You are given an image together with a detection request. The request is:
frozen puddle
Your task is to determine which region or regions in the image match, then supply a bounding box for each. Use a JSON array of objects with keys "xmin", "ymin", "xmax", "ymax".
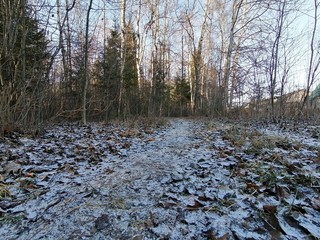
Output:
[{"xmin": 0, "ymin": 119, "xmax": 319, "ymax": 239}]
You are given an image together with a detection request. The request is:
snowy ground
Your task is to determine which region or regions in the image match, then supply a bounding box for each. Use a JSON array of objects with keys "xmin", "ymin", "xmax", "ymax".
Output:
[{"xmin": 0, "ymin": 118, "xmax": 319, "ymax": 239}]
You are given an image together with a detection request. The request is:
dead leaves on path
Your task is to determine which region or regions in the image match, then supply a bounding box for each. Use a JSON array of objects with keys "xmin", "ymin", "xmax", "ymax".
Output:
[
  {"xmin": 0, "ymin": 119, "xmax": 319, "ymax": 239},
  {"xmin": 0, "ymin": 122, "xmax": 162, "ymax": 227},
  {"xmin": 151, "ymin": 120, "xmax": 320, "ymax": 239}
]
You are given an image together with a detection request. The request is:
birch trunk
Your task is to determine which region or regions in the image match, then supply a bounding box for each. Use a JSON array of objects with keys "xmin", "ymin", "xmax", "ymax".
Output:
[{"xmin": 223, "ymin": 0, "xmax": 243, "ymax": 112}]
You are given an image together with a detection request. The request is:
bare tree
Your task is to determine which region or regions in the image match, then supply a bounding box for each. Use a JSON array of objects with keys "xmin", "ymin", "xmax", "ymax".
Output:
[
  {"xmin": 118, "ymin": 0, "xmax": 127, "ymax": 118},
  {"xmin": 268, "ymin": 1, "xmax": 287, "ymax": 119},
  {"xmin": 134, "ymin": 0, "xmax": 144, "ymax": 92},
  {"xmin": 182, "ymin": 0, "xmax": 210, "ymax": 114},
  {"xmin": 300, "ymin": 0, "xmax": 320, "ymax": 114},
  {"xmin": 82, "ymin": 0, "xmax": 93, "ymax": 124},
  {"xmin": 221, "ymin": 0, "xmax": 245, "ymax": 112}
]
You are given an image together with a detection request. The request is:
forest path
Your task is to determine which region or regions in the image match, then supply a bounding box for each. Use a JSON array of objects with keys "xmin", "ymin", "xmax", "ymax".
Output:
[
  {"xmin": 106, "ymin": 118, "xmax": 199, "ymax": 191},
  {"xmin": 1, "ymin": 118, "xmax": 320, "ymax": 240},
  {"xmin": 2, "ymin": 118, "xmax": 218, "ymax": 240}
]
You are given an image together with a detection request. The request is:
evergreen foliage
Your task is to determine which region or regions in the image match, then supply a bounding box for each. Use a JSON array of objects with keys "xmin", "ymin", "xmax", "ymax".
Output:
[
  {"xmin": 310, "ymin": 83, "xmax": 320, "ymax": 99},
  {"xmin": 93, "ymin": 22, "xmax": 139, "ymax": 119},
  {"xmin": 0, "ymin": 1, "xmax": 50, "ymax": 128},
  {"xmin": 0, "ymin": 2, "xmax": 49, "ymax": 91}
]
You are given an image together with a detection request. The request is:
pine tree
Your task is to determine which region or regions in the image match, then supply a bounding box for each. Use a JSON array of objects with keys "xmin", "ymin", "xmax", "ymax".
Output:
[
  {"xmin": 0, "ymin": 1, "xmax": 49, "ymax": 92},
  {"xmin": 93, "ymin": 25, "xmax": 121, "ymax": 119},
  {"xmin": 310, "ymin": 84, "xmax": 320, "ymax": 99},
  {"xmin": 93, "ymin": 22, "xmax": 139, "ymax": 119},
  {"xmin": 0, "ymin": 0, "xmax": 50, "ymax": 127}
]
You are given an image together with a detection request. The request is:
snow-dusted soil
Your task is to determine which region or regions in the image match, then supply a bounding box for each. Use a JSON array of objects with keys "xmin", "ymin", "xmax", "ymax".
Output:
[{"xmin": 0, "ymin": 118, "xmax": 319, "ymax": 239}]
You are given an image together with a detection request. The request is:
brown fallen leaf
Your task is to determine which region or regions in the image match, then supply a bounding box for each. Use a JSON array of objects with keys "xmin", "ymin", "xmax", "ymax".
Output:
[
  {"xmin": 122, "ymin": 142, "xmax": 131, "ymax": 148},
  {"xmin": 206, "ymin": 229, "xmax": 229, "ymax": 240},
  {"xmin": 219, "ymin": 152, "xmax": 228, "ymax": 158},
  {"xmin": 275, "ymin": 184, "xmax": 289, "ymax": 199},
  {"xmin": 146, "ymin": 137, "xmax": 156, "ymax": 142},
  {"xmin": 4, "ymin": 162, "xmax": 22, "ymax": 176},
  {"xmin": 285, "ymin": 163, "xmax": 300, "ymax": 174},
  {"xmin": 206, "ymin": 228, "xmax": 215, "ymax": 240},
  {"xmin": 216, "ymin": 233, "xmax": 229, "ymax": 240},
  {"xmin": 186, "ymin": 200, "xmax": 205, "ymax": 210},
  {"xmin": 314, "ymin": 151, "xmax": 320, "ymax": 163},
  {"xmin": 144, "ymin": 129, "xmax": 154, "ymax": 134},
  {"xmin": 198, "ymin": 195, "xmax": 214, "ymax": 202},
  {"xmin": 194, "ymin": 144, "xmax": 200, "ymax": 149},
  {"xmin": 263, "ymin": 205, "xmax": 277, "ymax": 214},
  {"xmin": 246, "ymin": 182, "xmax": 260, "ymax": 190},
  {"xmin": 19, "ymin": 178, "xmax": 38, "ymax": 189},
  {"xmin": 311, "ymin": 197, "xmax": 320, "ymax": 210},
  {"xmin": 25, "ymin": 172, "xmax": 36, "ymax": 178},
  {"xmin": 105, "ymin": 168, "xmax": 115, "ymax": 174},
  {"xmin": 120, "ymin": 130, "xmax": 138, "ymax": 138}
]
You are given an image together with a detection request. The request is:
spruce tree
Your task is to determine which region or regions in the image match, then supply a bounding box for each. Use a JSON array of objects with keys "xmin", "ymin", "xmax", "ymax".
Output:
[
  {"xmin": 93, "ymin": 25, "xmax": 121, "ymax": 119},
  {"xmin": 93, "ymin": 22, "xmax": 139, "ymax": 119},
  {"xmin": 0, "ymin": 1, "xmax": 49, "ymax": 92},
  {"xmin": 0, "ymin": 0, "xmax": 50, "ymax": 126}
]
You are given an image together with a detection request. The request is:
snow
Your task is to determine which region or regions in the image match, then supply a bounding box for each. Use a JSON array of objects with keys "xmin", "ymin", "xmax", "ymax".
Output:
[{"xmin": 0, "ymin": 118, "xmax": 319, "ymax": 239}]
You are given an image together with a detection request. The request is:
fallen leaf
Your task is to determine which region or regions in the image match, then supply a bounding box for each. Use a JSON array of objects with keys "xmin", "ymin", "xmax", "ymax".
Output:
[
  {"xmin": 25, "ymin": 172, "xmax": 35, "ymax": 178},
  {"xmin": 4, "ymin": 162, "xmax": 22, "ymax": 176},
  {"xmin": 198, "ymin": 195, "xmax": 214, "ymax": 202},
  {"xmin": 105, "ymin": 168, "xmax": 115, "ymax": 174},
  {"xmin": 291, "ymin": 209, "xmax": 320, "ymax": 238},
  {"xmin": 275, "ymin": 184, "xmax": 289, "ymax": 199},
  {"xmin": 186, "ymin": 200, "xmax": 205, "ymax": 210},
  {"xmin": 19, "ymin": 178, "xmax": 38, "ymax": 189},
  {"xmin": 144, "ymin": 129, "xmax": 154, "ymax": 134},
  {"xmin": 206, "ymin": 228, "xmax": 215, "ymax": 240},
  {"xmin": 122, "ymin": 142, "xmax": 131, "ymax": 148},
  {"xmin": 216, "ymin": 233, "xmax": 229, "ymax": 240},
  {"xmin": 246, "ymin": 182, "xmax": 260, "ymax": 190},
  {"xmin": 276, "ymin": 208, "xmax": 307, "ymax": 239},
  {"xmin": 146, "ymin": 137, "xmax": 155, "ymax": 142},
  {"xmin": 88, "ymin": 144, "xmax": 95, "ymax": 152},
  {"xmin": 314, "ymin": 151, "xmax": 320, "ymax": 163},
  {"xmin": 95, "ymin": 214, "xmax": 110, "ymax": 231},
  {"xmin": 219, "ymin": 152, "xmax": 228, "ymax": 158},
  {"xmin": 311, "ymin": 197, "xmax": 320, "ymax": 210},
  {"xmin": 263, "ymin": 205, "xmax": 277, "ymax": 214}
]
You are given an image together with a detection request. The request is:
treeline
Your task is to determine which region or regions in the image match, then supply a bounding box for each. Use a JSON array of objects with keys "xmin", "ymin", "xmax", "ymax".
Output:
[{"xmin": 1, "ymin": 0, "xmax": 320, "ymax": 133}]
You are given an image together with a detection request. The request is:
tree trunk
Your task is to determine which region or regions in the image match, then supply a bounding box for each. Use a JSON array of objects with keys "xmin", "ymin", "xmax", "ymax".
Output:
[
  {"xmin": 118, "ymin": 0, "xmax": 126, "ymax": 118},
  {"xmin": 269, "ymin": 1, "xmax": 286, "ymax": 120},
  {"xmin": 135, "ymin": 0, "xmax": 143, "ymax": 92},
  {"xmin": 223, "ymin": 0, "xmax": 243, "ymax": 113},
  {"xmin": 82, "ymin": 0, "xmax": 93, "ymax": 124},
  {"xmin": 300, "ymin": 0, "xmax": 320, "ymax": 115}
]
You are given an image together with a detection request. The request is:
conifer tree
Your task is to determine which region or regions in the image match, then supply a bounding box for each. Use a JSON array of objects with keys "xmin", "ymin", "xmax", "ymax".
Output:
[{"xmin": 0, "ymin": 0, "xmax": 50, "ymax": 126}]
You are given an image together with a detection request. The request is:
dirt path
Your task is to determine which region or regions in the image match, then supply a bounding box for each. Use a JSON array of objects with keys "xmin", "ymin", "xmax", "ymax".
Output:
[
  {"xmin": 1, "ymin": 119, "xmax": 213, "ymax": 239},
  {"xmin": 1, "ymin": 118, "xmax": 319, "ymax": 239}
]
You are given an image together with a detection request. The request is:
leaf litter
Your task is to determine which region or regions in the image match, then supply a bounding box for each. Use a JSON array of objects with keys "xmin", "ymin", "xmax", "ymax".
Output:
[{"xmin": 0, "ymin": 118, "xmax": 319, "ymax": 239}]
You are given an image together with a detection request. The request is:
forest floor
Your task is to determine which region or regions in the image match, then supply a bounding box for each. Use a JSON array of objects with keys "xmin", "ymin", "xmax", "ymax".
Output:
[{"xmin": 0, "ymin": 118, "xmax": 319, "ymax": 240}]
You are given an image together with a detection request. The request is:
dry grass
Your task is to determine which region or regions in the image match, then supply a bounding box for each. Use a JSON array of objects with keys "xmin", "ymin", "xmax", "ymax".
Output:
[{"xmin": 0, "ymin": 183, "xmax": 10, "ymax": 199}]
